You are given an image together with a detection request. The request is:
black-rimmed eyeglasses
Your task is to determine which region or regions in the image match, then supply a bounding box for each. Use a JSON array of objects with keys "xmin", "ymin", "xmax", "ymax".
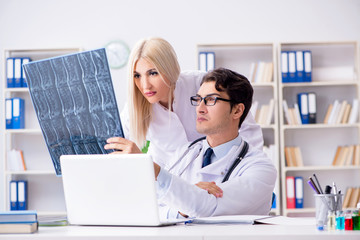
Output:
[{"xmin": 190, "ymin": 95, "xmax": 232, "ymax": 106}]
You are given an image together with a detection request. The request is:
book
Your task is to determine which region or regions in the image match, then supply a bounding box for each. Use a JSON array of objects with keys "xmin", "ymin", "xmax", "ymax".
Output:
[
  {"xmin": 342, "ymin": 187, "xmax": 353, "ymax": 208},
  {"xmin": 327, "ymin": 100, "xmax": 340, "ymax": 124},
  {"xmin": 332, "ymin": 146, "xmax": 342, "ymax": 166},
  {"xmin": 293, "ymin": 147, "xmax": 304, "ymax": 167},
  {"xmin": 293, "ymin": 103, "xmax": 302, "ymax": 125},
  {"xmin": 0, "ymin": 222, "xmax": 38, "ymax": 234},
  {"xmin": 348, "ymin": 99, "xmax": 359, "ymax": 124},
  {"xmin": 284, "ymin": 147, "xmax": 295, "ymax": 167},
  {"xmin": 265, "ymin": 99, "xmax": 274, "ymax": 125},
  {"xmin": 7, "ymin": 149, "xmax": 26, "ymax": 171},
  {"xmin": 354, "ymin": 145, "xmax": 360, "ymax": 166},
  {"xmin": 323, "ymin": 104, "xmax": 333, "ymax": 124},
  {"xmin": 0, "ymin": 210, "xmax": 37, "ymax": 223},
  {"xmin": 335, "ymin": 100, "xmax": 348, "ymax": 124},
  {"xmin": 282, "ymin": 100, "xmax": 291, "ymax": 124},
  {"xmin": 349, "ymin": 187, "xmax": 360, "ymax": 208},
  {"xmin": 341, "ymin": 103, "xmax": 351, "ymax": 124}
]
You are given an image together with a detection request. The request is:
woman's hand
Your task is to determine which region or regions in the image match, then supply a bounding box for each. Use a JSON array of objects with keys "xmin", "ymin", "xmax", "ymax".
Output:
[
  {"xmin": 195, "ymin": 181, "xmax": 223, "ymax": 198},
  {"xmin": 104, "ymin": 137, "xmax": 142, "ymax": 154}
]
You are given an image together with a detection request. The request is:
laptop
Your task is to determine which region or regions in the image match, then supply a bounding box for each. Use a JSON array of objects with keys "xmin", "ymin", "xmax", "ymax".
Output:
[{"xmin": 60, "ymin": 154, "xmax": 185, "ymax": 226}]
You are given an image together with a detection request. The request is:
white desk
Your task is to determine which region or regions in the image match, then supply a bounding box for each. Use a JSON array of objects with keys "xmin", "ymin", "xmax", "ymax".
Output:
[{"xmin": 1, "ymin": 224, "xmax": 360, "ymax": 240}]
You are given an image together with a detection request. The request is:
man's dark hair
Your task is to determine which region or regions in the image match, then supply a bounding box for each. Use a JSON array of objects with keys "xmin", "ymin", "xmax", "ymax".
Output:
[{"xmin": 201, "ymin": 68, "xmax": 253, "ymax": 128}]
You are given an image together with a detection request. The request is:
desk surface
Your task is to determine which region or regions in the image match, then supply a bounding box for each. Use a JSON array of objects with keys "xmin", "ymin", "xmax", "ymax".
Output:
[{"xmin": 1, "ymin": 224, "xmax": 360, "ymax": 240}]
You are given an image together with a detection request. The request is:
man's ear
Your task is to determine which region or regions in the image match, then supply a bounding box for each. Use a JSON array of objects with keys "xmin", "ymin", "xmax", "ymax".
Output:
[{"xmin": 232, "ymin": 103, "xmax": 244, "ymax": 120}]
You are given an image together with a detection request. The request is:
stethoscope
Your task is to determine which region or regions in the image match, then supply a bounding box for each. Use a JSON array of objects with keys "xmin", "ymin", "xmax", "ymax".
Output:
[{"xmin": 167, "ymin": 137, "xmax": 249, "ymax": 183}]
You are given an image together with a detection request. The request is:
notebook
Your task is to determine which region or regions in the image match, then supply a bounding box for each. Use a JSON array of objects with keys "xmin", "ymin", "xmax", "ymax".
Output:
[{"xmin": 60, "ymin": 154, "xmax": 185, "ymax": 226}]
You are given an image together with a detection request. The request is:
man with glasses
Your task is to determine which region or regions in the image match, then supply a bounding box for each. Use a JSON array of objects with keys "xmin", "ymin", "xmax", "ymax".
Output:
[{"xmin": 153, "ymin": 68, "xmax": 277, "ymax": 219}]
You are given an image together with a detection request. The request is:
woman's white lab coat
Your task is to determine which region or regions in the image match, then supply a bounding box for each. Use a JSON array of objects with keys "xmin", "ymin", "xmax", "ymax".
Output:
[
  {"xmin": 158, "ymin": 139, "xmax": 277, "ymax": 218},
  {"xmin": 121, "ymin": 71, "xmax": 264, "ymax": 167}
]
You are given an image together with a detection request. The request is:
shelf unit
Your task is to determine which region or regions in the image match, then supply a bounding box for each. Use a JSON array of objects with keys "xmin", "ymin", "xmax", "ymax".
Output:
[
  {"xmin": 2, "ymin": 48, "xmax": 81, "ymax": 216},
  {"xmin": 278, "ymin": 41, "xmax": 360, "ymax": 216},
  {"xmin": 197, "ymin": 43, "xmax": 280, "ymax": 215}
]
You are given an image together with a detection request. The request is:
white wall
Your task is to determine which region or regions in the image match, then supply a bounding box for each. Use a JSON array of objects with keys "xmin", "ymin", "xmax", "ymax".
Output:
[{"xmin": 0, "ymin": 0, "xmax": 359, "ymax": 210}]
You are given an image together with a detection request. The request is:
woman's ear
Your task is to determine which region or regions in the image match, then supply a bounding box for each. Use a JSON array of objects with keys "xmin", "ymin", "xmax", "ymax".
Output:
[{"xmin": 232, "ymin": 103, "xmax": 245, "ymax": 120}]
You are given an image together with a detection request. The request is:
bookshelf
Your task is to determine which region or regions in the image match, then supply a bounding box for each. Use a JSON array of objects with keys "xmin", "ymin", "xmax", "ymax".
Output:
[
  {"xmin": 278, "ymin": 41, "xmax": 360, "ymax": 216},
  {"xmin": 197, "ymin": 43, "xmax": 280, "ymax": 215},
  {"xmin": 2, "ymin": 48, "xmax": 81, "ymax": 216}
]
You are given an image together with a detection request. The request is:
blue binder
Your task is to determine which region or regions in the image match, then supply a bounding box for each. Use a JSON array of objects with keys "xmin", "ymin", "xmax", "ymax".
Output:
[
  {"xmin": 6, "ymin": 58, "xmax": 15, "ymax": 88},
  {"xmin": 295, "ymin": 176, "xmax": 304, "ymax": 208},
  {"xmin": 21, "ymin": 58, "xmax": 31, "ymax": 87},
  {"xmin": 17, "ymin": 181, "xmax": 28, "ymax": 210},
  {"xmin": 288, "ymin": 51, "xmax": 296, "ymax": 82},
  {"xmin": 295, "ymin": 51, "xmax": 304, "ymax": 82},
  {"xmin": 5, "ymin": 98, "xmax": 13, "ymax": 129},
  {"xmin": 281, "ymin": 51, "xmax": 289, "ymax": 83},
  {"xmin": 12, "ymin": 98, "xmax": 25, "ymax": 129},
  {"xmin": 10, "ymin": 181, "xmax": 18, "ymax": 210},
  {"xmin": 14, "ymin": 58, "xmax": 22, "ymax": 88},
  {"xmin": 304, "ymin": 50, "xmax": 312, "ymax": 82},
  {"xmin": 297, "ymin": 93, "xmax": 309, "ymax": 124}
]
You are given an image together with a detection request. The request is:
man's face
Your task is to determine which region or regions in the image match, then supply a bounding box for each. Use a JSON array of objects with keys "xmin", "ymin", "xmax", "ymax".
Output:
[{"xmin": 195, "ymin": 81, "xmax": 233, "ymax": 135}]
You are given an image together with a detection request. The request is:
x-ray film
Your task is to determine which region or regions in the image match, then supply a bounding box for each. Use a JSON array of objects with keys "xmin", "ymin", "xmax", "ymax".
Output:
[{"xmin": 23, "ymin": 48, "xmax": 124, "ymax": 175}]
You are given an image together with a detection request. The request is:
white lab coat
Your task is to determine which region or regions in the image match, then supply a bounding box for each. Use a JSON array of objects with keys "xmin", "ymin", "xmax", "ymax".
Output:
[
  {"xmin": 158, "ymin": 138, "xmax": 277, "ymax": 218},
  {"xmin": 121, "ymin": 71, "xmax": 264, "ymax": 167}
]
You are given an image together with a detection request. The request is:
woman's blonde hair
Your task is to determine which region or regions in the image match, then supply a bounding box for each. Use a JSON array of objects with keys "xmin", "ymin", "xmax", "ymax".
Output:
[{"xmin": 127, "ymin": 37, "xmax": 180, "ymax": 148}]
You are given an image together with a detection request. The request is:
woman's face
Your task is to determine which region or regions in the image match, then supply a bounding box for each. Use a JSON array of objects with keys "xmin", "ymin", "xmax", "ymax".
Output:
[{"xmin": 134, "ymin": 58, "xmax": 171, "ymax": 107}]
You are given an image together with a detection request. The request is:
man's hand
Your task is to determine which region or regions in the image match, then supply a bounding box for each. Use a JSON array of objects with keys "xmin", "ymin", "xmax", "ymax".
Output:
[
  {"xmin": 196, "ymin": 181, "xmax": 223, "ymax": 198},
  {"xmin": 104, "ymin": 137, "xmax": 142, "ymax": 154}
]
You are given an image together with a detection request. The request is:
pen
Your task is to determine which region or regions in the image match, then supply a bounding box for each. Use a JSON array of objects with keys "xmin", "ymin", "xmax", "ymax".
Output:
[
  {"xmin": 308, "ymin": 180, "xmax": 319, "ymax": 194},
  {"xmin": 332, "ymin": 182, "xmax": 338, "ymax": 209},
  {"xmin": 309, "ymin": 177, "xmax": 320, "ymax": 194},
  {"xmin": 313, "ymin": 174, "xmax": 324, "ymax": 194}
]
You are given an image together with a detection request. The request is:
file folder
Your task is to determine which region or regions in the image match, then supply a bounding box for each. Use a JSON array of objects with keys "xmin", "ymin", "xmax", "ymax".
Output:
[
  {"xmin": 281, "ymin": 51, "xmax": 289, "ymax": 83},
  {"xmin": 17, "ymin": 181, "xmax": 27, "ymax": 210},
  {"xmin": 14, "ymin": 58, "xmax": 22, "ymax": 88},
  {"xmin": 295, "ymin": 176, "xmax": 304, "ymax": 208},
  {"xmin": 206, "ymin": 52, "xmax": 215, "ymax": 71},
  {"xmin": 198, "ymin": 52, "xmax": 207, "ymax": 71},
  {"xmin": 288, "ymin": 51, "xmax": 296, "ymax": 82},
  {"xmin": 286, "ymin": 176, "xmax": 295, "ymax": 209},
  {"xmin": 304, "ymin": 51, "xmax": 312, "ymax": 82},
  {"xmin": 297, "ymin": 93, "xmax": 309, "ymax": 124},
  {"xmin": 10, "ymin": 181, "xmax": 18, "ymax": 210},
  {"xmin": 7, "ymin": 58, "xmax": 15, "ymax": 88},
  {"xmin": 12, "ymin": 98, "xmax": 25, "ymax": 129},
  {"xmin": 308, "ymin": 92, "xmax": 316, "ymax": 123},
  {"xmin": 295, "ymin": 51, "xmax": 304, "ymax": 82},
  {"xmin": 5, "ymin": 98, "xmax": 13, "ymax": 129},
  {"xmin": 21, "ymin": 58, "xmax": 31, "ymax": 87}
]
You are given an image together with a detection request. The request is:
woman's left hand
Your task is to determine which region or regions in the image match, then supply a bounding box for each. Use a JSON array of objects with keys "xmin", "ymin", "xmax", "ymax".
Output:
[{"xmin": 104, "ymin": 137, "xmax": 142, "ymax": 154}]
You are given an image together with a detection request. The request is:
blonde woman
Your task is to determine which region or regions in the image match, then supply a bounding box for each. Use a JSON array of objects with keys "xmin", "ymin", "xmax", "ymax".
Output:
[{"xmin": 105, "ymin": 37, "xmax": 263, "ymax": 168}]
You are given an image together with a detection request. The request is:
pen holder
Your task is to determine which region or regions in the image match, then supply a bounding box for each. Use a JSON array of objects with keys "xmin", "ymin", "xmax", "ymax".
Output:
[{"xmin": 314, "ymin": 194, "xmax": 343, "ymax": 229}]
